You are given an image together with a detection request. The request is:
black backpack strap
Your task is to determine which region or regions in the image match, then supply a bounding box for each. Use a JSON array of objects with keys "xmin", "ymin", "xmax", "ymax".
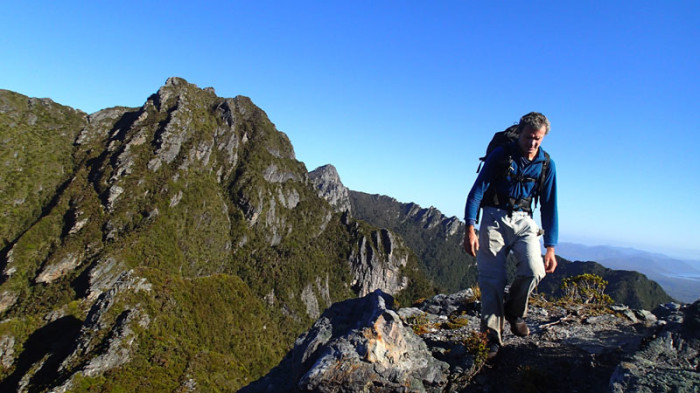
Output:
[{"xmin": 534, "ymin": 151, "xmax": 551, "ymax": 208}]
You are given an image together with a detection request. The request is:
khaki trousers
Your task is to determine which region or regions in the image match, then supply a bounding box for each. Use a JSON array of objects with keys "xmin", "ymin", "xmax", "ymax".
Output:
[{"xmin": 477, "ymin": 207, "xmax": 546, "ymax": 345}]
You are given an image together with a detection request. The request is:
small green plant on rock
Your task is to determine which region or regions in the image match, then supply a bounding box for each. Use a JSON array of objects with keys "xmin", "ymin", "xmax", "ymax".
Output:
[
  {"xmin": 405, "ymin": 312, "xmax": 439, "ymax": 336},
  {"xmin": 560, "ymin": 273, "xmax": 614, "ymax": 306},
  {"xmin": 441, "ymin": 313, "xmax": 471, "ymax": 330},
  {"xmin": 463, "ymin": 331, "xmax": 489, "ymax": 368},
  {"xmin": 464, "ymin": 284, "xmax": 481, "ymax": 303}
]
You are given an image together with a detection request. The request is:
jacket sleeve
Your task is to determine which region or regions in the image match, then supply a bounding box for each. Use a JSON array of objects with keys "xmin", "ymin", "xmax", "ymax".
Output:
[
  {"xmin": 464, "ymin": 148, "xmax": 502, "ymax": 223},
  {"xmin": 540, "ymin": 158, "xmax": 558, "ymax": 247}
]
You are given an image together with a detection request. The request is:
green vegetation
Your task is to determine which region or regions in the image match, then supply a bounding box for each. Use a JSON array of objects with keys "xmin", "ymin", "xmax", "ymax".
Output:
[
  {"xmin": 67, "ymin": 271, "xmax": 287, "ymax": 392},
  {"xmin": 0, "ymin": 90, "xmax": 86, "ymax": 251},
  {"xmin": 403, "ymin": 312, "xmax": 438, "ymax": 336},
  {"xmin": 561, "ymin": 273, "xmax": 614, "ymax": 306},
  {"xmin": 463, "ymin": 331, "xmax": 489, "ymax": 368}
]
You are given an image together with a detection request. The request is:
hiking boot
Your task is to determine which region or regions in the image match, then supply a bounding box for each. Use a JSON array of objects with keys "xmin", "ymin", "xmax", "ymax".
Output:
[
  {"xmin": 487, "ymin": 342, "xmax": 500, "ymax": 361},
  {"xmin": 508, "ymin": 316, "xmax": 530, "ymax": 337}
]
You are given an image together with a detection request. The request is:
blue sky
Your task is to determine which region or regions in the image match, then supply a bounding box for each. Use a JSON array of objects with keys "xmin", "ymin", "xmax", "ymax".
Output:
[{"xmin": 2, "ymin": 1, "xmax": 698, "ymax": 259}]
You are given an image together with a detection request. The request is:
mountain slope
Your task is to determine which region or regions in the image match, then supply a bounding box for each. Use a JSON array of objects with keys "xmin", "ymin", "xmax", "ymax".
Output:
[{"xmin": 0, "ymin": 79, "xmax": 430, "ymax": 392}]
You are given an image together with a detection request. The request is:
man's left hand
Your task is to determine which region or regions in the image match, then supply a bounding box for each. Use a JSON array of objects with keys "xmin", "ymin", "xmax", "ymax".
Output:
[{"xmin": 544, "ymin": 247, "xmax": 557, "ymax": 273}]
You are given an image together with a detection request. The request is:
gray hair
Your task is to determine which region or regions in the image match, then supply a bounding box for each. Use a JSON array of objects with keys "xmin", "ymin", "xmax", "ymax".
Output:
[{"xmin": 518, "ymin": 112, "xmax": 550, "ymax": 135}]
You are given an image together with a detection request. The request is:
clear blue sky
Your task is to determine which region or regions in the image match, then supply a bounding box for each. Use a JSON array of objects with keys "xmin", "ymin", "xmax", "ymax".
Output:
[{"xmin": 2, "ymin": 1, "xmax": 698, "ymax": 259}]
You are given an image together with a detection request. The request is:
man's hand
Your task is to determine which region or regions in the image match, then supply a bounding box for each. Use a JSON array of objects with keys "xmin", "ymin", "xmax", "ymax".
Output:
[
  {"xmin": 544, "ymin": 246, "xmax": 557, "ymax": 273},
  {"xmin": 464, "ymin": 226, "xmax": 479, "ymax": 257}
]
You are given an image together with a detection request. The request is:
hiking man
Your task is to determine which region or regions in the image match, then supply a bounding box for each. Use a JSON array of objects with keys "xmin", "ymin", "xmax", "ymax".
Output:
[{"xmin": 463, "ymin": 112, "xmax": 558, "ymax": 358}]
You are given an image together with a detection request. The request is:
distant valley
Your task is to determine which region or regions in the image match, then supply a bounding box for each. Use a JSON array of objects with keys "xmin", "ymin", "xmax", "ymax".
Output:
[{"xmin": 555, "ymin": 242, "xmax": 700, "ymax": 303}]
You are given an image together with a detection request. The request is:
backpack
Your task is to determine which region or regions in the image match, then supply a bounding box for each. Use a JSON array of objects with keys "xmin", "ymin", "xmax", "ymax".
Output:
[
  {"xmin": 476, "ymin": 124, "xmax": 520, "ymax": 173},
  {"xmin": 476, "ymin": 125, "xmax": 551, "ymax": 217}
]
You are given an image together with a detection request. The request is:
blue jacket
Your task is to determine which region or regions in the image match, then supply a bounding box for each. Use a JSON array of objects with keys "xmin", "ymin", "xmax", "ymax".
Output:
[{"xmin": 465, "ymin": 143, "xmax": 558, "ymax": 247}]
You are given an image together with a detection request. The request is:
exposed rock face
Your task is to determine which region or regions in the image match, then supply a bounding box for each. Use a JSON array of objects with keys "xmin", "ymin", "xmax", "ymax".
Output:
[
  {"xmin": 348, "ymin": 225, "xmax": 410, "ymax": 297},
  {"xmin": 57, "ymin": 271, "xmax": 151, "ymax": 381},
  {"xmin": 309, "ymin": 164, "xmax": 352, "ymax": 214},
  {"xmin": 241, "ymin": 290, "xmax": 449, "ymax": 393},
  {"xmin": 0, "ymin": 335, "xmax": 15, "ymax": 369},
  {"xmin": 35, "ymin": 252, "xmax": 81, "ymax": 284},
  {"xmin": 242, "ymin": 291, "xmax": 699, "ymax": 393}
]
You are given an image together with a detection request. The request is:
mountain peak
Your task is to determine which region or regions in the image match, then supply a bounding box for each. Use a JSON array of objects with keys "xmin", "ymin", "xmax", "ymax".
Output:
[
  {"xmin": 0, "ymin": 81, "xmax": 433, "ymax": 391},
  {"xmin": 309, "ymin": 164, "xmax": 352, "ymax": 214}
]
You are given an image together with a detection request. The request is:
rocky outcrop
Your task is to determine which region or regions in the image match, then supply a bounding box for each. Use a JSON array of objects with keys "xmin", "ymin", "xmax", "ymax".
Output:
[
  {"xmin": 242, "ymin": 290, "xmax": 699, "ymax": 393},
  {"xmin": 53, "ymin": 271, "xmax": 151, "ymax": 392},
  {"xmin": 309, "ymin": 164, "xmax": 352, "ymax": 214},
  {"xmin": 609, "ymin": 301, "xmax": 700, "ymax": 392},
  {"xmin": 240, "ymin": 290, "xmax": 449, "ymax": 393}
]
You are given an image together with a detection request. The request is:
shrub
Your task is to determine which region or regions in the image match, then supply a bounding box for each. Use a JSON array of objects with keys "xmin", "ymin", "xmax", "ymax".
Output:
[{"xmin": 560, "ymin": 273, "xmax": 614, "ymax": 306}]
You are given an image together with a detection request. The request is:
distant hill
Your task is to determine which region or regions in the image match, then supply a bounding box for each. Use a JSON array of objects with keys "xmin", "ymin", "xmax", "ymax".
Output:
[
  {"xmin": 538, "ymin": 256, "xmax": 674, "ymax": 310},
  {"xmin": 556, "ymin": 242, "xmax": 700, "ymax": 303}
]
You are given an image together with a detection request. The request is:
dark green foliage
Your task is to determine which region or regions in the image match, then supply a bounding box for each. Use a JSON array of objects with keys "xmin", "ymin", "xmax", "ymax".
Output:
[{"xmin": 0, "ymin": 90, "xmax": 87, "ymax": 251}]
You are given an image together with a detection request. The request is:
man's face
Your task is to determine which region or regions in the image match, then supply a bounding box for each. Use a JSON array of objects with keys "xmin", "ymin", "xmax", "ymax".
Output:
[{"xmin": 518, "ymin": 125, "xmax": 547, "ymax": 159}]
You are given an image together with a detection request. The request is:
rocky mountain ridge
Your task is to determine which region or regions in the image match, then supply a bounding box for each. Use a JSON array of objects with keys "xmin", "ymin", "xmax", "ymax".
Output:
[
  {"xmin": 0, "ymin": 79, "xmax": 431, "ymax": 392},
  {"xmin": 242, "ymin": 289, "xmax": 700, "ymax": 392}
]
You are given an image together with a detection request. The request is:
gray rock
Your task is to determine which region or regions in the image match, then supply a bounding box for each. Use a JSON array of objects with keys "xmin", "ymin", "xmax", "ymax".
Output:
[
  {"xmin": 242, "ymin": 290, "xmax": 449, "ymax": 393},
  {"xmin": 86, "ymin": 257, "xmax": 127, "ymax": 301},
  {"xmin": 0, "ymin": 290, "xmax": 19, "ymax": 313},
  {"xmin": 418, "ymin": 289, "xmax": 477, "ymax": 316},
  {"xmin": 609, "ymin": 300, "xmax": 700, "ymax": 392},
  {"xmin": 35, "ymin": 252, "xmax": 82, "ymax": 284},
  {"xmin": 348, "ymin": 229, "xmax": 409, "ymax": 296},
  {"xmin": 263, "ymin": 164, "xmax": 301, "ymax": 183},
  {"xmin": 301, "ymin": 283, "xmax": 320, "ymax": 320},
  {"xmin": 309, "ymin": 164, "xmax": 352, "ymax": 214},
  {"xmin": 0, "ymin": 335, "xmax": 15, "ymax": 369}
]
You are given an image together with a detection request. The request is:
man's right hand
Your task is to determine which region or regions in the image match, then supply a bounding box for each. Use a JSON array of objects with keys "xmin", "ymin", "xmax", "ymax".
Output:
[{"xmin": 464, "ymin": 226, "xmax": 479, "ymax": 257}]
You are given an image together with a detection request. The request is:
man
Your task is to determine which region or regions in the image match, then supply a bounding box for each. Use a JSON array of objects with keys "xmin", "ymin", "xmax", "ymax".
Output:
[{"xmin": 463, "ymin": 112, "xmax": 558, "ymax": 359}]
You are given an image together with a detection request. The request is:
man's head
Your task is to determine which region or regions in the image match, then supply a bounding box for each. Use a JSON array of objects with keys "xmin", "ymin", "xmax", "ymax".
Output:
[
  {"xmin": 517, "ymin": 112, "xmax": 550, "ymax": 160},
  {"xmin": 517, "ymin": 112, "xmax": 550, "ymax": 135}
]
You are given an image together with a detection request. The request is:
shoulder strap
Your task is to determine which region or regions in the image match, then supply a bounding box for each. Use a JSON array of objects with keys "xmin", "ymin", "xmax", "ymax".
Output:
[{"xmin": 534, "ymin": 150, "xmax": 551, "ymax": 208}]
